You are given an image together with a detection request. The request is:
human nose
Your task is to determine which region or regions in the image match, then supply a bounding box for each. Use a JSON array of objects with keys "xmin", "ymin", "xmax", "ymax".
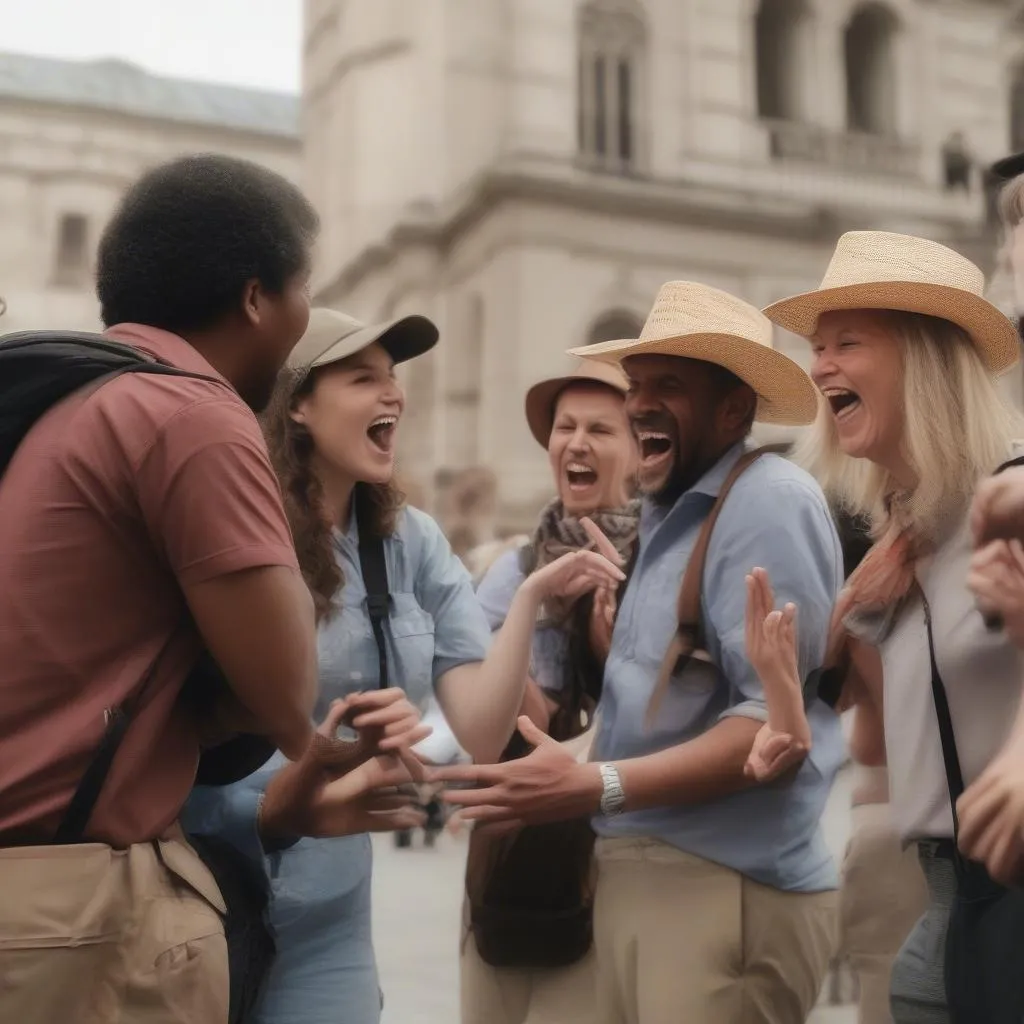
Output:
[
  {"xmin": 810, "ymin": 346, "xmax": 837, "ymax": 387},
  {"xmin": 568, "ymin": 426, "xmax": 590, "ymax": 452}
]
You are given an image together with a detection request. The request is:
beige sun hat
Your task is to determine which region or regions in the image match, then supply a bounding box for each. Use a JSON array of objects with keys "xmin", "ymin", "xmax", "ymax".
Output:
[
  {"xmin": 763, "ymin": 231, "xmax": 1019, "ymax": 374},
  {"xmin": 524, "ymin": 358, "xmax": 629, "ymax": 447},
  {"xmin": 287, "ymin": 306, "xmax": 438, "ymax": 373},
  {"xmin": 569, "ymin": 281, "xmax": 819, "ymax": 426}
]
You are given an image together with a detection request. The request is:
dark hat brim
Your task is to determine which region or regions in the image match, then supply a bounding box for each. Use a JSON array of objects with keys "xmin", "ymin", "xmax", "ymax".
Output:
[{"xmin": 991, "ymin": 151, "xmax": 1024, "ymax": 181}]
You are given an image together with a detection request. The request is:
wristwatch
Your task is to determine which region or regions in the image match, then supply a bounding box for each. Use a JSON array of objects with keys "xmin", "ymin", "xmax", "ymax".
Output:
[{"xmin": 599, "ymin": 763, "xmax": 626, "ymax": 817}]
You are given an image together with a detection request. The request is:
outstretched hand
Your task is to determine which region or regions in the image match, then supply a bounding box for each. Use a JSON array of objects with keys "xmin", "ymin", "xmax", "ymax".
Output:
[{"xmin": 428, "ymin": 716, "xmax": 600, "ymax": 828}]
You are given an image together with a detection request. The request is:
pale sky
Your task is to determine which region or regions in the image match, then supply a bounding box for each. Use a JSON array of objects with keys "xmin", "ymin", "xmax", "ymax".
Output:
[{"xmin": 0, "ymin": 0, "xmax": 301, "ymax": 94}]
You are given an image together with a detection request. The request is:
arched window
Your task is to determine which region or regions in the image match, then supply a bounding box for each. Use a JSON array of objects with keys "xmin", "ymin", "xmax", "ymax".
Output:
[
  {"xmin": 844, "ymin": 3, "xmax": 900, "ymax": 136},
  {"xmin": 585, "ymin": 309, "xmax": 644, "ymax": 346},
  {"xmin": 755, "ymin": 0, "xmax": 810, "ymax": 122},
  {"xmin": 53, "ymin": 212, "xmax": 89, "ymax": 286},
  {"xmin": 577, "ymin": 1, "xmax": 646, "ymax": 173},
  {"xmin": 1011, "ymin": 62, "xmax": 1024, "ymax": 155}
]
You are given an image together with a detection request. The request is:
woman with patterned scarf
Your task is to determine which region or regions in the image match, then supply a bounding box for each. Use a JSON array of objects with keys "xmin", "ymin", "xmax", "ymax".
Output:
[
  {"xmin": 756, "ymin": 231, "xmax": 1024, "ymax": 1024},
  {"xmin": 461, "ymin": 358, "xmax": 639, "ymax": 1024}
]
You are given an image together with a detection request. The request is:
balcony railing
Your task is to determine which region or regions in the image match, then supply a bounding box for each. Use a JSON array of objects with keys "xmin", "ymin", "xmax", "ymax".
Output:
[{"xmin": 764, "ymin": 119, "xmax": 920, "ymax": 178}]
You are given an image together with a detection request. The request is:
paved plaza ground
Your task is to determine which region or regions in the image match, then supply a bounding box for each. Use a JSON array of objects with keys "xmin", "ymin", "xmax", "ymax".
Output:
[{"xmin": 372, "ymin": 766, "xmax": 860, "ymax": 1023}]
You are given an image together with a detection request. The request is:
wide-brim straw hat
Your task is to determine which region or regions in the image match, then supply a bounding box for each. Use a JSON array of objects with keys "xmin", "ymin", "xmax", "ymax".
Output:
[
  {"xmin": 763, "ymin": 231, "xmax": 1019, "ymax": 374},
  {"xmin": 524, "ymin": 358, "xmax": 629, "ymax": 447},
  {"xmin": 569, "ymin": 281, "xmax": 819, "ymax": 426},
  {"xmin": 287, "ymin": 306, "xmax": 438, "ymax": 374}
]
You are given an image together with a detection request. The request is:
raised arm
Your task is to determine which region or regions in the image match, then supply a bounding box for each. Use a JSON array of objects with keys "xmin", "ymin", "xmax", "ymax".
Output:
[{"xmin": 409, "ymin": 515, "xmax": 623, "ymax": 765}]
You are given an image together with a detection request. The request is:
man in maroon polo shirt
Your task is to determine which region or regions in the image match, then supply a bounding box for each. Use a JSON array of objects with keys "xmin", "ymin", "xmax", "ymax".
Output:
[{"xmin": 0, "ymin": 155, "xmax": 320, "ymax": 1022}]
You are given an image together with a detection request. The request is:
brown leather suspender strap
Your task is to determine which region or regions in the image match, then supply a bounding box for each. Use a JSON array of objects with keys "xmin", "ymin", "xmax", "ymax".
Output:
[{"xmin": 646, "ymin": 443, "xmax": 790, "ymax": 726}]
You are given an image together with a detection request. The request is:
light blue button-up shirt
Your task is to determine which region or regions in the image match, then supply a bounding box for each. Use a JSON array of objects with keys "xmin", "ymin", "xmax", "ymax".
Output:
[
  {"xmin": 183, "ymin": 504, "xmax": 491, "ymax": 1024},
  {"xmin": 593, "ymin": 443, "xmax": 844, "ymax": 893},
  {"xmin": 476, "ymin": 545, "xmax": 568, "ymax": 692}
]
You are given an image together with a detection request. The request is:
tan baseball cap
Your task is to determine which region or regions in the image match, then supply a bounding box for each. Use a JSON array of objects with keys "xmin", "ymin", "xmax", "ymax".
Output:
[{"xmin": 287, "ymin": 306, "xmax": 438, "ymax": 372}]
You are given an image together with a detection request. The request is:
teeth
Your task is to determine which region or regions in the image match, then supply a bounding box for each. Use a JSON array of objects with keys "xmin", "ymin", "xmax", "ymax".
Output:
[
  {"xmin": 567, "ymin": 463, "xmax": 593, "ymax": 473},
  {"xmin": 370, "ymin": 415, "xmax": 397, "ymax": 428},
  {"xmin": 638, "ymin": 431, "xmax": 670, "ymax": 441},
  {"xmin": 821, "ymin": 388, "xmax": 853, "ymax": 397}
]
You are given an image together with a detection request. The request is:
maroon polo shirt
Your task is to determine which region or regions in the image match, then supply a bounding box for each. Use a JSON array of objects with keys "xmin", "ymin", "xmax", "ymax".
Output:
[{"xmin": 0, "ymin": 324, "xmax": 298, "ymax": 847}]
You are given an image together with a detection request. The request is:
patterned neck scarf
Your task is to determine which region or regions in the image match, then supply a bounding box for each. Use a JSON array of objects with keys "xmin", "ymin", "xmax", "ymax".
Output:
[{"xmin": 521, "ymin": 497, "xmax": 640, "ymax": 627}]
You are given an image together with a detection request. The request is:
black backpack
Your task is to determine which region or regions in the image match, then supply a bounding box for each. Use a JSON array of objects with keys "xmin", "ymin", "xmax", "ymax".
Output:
[{"xmin": 0, "ymin": 330, "xmax": 276, "ymax": 1024}]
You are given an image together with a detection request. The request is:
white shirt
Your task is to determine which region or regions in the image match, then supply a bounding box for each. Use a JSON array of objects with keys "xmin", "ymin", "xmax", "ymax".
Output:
[{"xmin": 880, "ymin": 519, "xmax": 1024, "ymax": 841}]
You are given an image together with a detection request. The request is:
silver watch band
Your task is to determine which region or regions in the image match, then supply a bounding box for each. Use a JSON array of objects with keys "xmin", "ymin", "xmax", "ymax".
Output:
[{"xmin": 599, "ymin": 763, "xmax": 626, "ymax": 817}]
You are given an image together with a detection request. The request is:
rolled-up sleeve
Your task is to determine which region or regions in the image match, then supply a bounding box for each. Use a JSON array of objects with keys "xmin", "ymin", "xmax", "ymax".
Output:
[
  {"xmin": 181, "ymin": 776, "xmax": 266, "ymax": 872},
  {"xmin": 475, "ymin": 549, "xmax": 525, "ymax": 631},
  {"xmin": 410, "ymin": 511, "xmax": 493, "ymax": 681},
  {"xmin": 703, "ymin": 477, "xmax": 841, "ymax": 722},
  {"xmin": 469, "ymin": 546, "xmax": 568, "ymax": 692}
]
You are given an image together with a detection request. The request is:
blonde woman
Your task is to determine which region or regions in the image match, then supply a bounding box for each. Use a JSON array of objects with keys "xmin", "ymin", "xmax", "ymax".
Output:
[{"xmin": 761, "ymin": 230, "xmax": 1024, "ymax": 1024}]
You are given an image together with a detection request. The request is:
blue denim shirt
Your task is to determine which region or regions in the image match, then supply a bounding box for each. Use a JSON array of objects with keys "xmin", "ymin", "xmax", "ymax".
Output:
[
  {"xmin": 592, "ymin": 443, "xmax": 844, "ymax": 892},
  {"xmin": 183, "ymin": 505, "xmax": 491, "ymax": 1024},
  {"xmin": 475, "ymin": 546, "xmax": 567, "ymax": 692}
]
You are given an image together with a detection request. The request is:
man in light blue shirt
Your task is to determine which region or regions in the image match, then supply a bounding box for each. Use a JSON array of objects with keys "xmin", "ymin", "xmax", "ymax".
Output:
[{"xmin": 440, "ymin": 282, "xmax": 844, "ymax": 1024}]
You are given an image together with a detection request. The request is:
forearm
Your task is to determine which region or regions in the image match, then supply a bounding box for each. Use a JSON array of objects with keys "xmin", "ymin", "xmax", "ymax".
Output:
[
  {"xmin": 438, "ymin": 583, "xmax": 542, "ymax": 764},
  {"xmin": 849, "ymin": 701, "xmax": 886, "ymax": 766},
  {"xmin": 614, "ymin": 717, "xmax": 762, "ymax": 813},
  {"xmin": 996, "ymin": 673, "xmax": 1024, "ymax": 756},
  {"xmin": 761, "ymin": 668, "xmax": 812, "ymax": 745}
]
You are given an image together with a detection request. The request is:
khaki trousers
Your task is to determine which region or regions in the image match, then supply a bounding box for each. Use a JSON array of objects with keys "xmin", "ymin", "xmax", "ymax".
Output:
[
  {"xmin": 838, "ymin": 804, "xmax": 929, "ymax": 1024},
  {"xmin": 461, "ymin": 930, "xmax": 597, "ymax": 1024},
  {"xmin": 0, "ymin": 829, "xmax": 229, "ymax": 1023},
  {"xmin": 593, "ymin": 837, "xmax": 837, "ymax": 1024}
]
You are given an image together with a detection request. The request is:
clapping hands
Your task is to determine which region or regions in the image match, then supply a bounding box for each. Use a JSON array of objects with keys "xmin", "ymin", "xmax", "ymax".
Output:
[{"xmin": 743, "ymin": 567, "xmax": 811, "ymax": 782}]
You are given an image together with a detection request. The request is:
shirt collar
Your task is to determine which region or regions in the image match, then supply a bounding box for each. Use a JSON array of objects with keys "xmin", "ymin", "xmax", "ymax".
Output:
[
  {"xmin": 639, "ymin": 440, "xmax": 749, "ymax": 531},
  {"xmin": 688, "ymin": 440, "xmax": 749, "ymax": 499},
  {"xmin": 103, "ymin": 322, "xmax": 232, "ymax": 387}
]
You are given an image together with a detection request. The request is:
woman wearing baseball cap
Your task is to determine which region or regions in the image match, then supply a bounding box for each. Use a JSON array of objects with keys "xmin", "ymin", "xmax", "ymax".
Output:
[{"xmin": 189, "ymin": 308, "xmax": 625, "ymax": 1024}]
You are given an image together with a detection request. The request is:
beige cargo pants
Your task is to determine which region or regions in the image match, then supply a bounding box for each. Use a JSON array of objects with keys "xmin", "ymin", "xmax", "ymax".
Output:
[{"xmin": 0, "ymin": 829, "xmax": 229, "ymax": 1023}]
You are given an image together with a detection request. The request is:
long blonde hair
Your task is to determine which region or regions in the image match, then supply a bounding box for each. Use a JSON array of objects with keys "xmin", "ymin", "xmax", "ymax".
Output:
[{"xmin": 795, "ymin": 311, "xmax": 1023, "ymax": 545}]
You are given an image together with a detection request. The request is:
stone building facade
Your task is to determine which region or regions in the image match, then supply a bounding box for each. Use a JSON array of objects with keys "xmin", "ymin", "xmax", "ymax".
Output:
[
  {"xmin": 305, "ymin": 0, "xmax": 1024, "ymax": 529},
  {"xmin": 0, "ymin": 52, "xmax": 300, "ymax": 335}
]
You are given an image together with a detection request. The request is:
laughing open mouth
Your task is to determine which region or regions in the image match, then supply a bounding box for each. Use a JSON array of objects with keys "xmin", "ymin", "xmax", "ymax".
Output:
[
  {"xmin": 637, "ymin": 431, "xmax": 673, "ymax": 461},
  {"xmin": 367, "ymin": 415, "xmax": 398, "ymax": 453},
  {"xmin": 821, "ymin": 387, "xmax": 861, "ymax": 422},
  {"xmin": 565, "ymin": 461, "xmax": 598, "ymax": 491}
]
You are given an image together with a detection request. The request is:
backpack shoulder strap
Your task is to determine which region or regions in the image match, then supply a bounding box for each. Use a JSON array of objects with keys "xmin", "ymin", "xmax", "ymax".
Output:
[
  {"xmin": 0, "ymin": 331, "xmax": 223, "ymax": 477},
  {"xmin": 52, "ymin": 628, "xmax": 179, "ymax": 844},
  {"xmin": 646, "ymin": 443, "xmax": 789, "ymax": 725},
  {"xmin": 355, "ymin": 496, "xmax": 391, "ymax": 690}
]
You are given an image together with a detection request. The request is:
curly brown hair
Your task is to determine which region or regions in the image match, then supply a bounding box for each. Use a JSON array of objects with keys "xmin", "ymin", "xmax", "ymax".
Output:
[{"xmin": 262, "ymin": 366, "xmax": 405, "ymax": 622}]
